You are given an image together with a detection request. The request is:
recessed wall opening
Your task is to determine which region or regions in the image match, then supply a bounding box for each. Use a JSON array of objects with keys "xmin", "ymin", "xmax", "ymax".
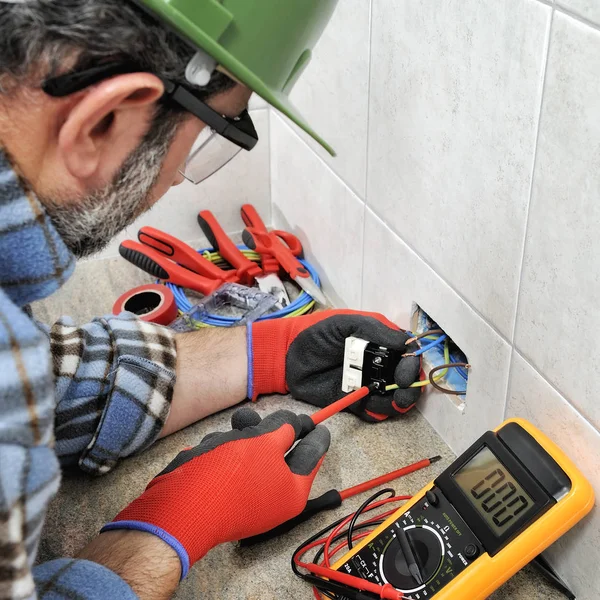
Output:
[{"xmin": 410, "ymin": 303, "xmax": 470, "ymax": 411}]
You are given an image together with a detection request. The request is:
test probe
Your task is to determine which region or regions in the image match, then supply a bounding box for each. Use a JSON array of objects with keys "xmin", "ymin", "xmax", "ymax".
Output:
[{"xmin": 241, "ymin": 454, "xmax": 441, "ymax": 546}]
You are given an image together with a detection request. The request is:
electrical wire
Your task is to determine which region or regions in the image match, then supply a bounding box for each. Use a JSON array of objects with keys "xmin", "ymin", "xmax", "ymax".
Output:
[
  {"xmin": 406, "ymin": 329, "xmax": 444, "ymax": 344},
  {"xmin": 405, "ymin": 334, "xmax": 447, "ymax": 357},
  {"xmin": 387, "ymin": 341, "xmax": 471, "ymax": 396},
  {"xmin": 165, "ymin": 245, "xmax": 320, "ymax": 326},
  {"xmin": 347, "ymin": 489, "xmax": 395, "ymax": 550},
  {"xmin": 429, "ymin": 363, "xmax": 470, "ymax": 395},
  {"xmin": 386, "ymin": 339, "xmax": 451, "ymax": 391},
  {"xmin": 456, "ymin": 366, "xmax": 469, "ymax": 381},
  {"xmin": 292, "ymin": 490, "xmax": 412, "ymax": 599}
]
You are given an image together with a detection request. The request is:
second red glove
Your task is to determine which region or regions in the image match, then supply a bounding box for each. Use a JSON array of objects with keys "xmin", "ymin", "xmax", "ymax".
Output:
[
  {"xmin": 248, "ymin": 310, "xmax": 422, "ymax": 421},
  {"xmin": 102, "ymin": 409, "xmax": 330, "ymax": 578}
]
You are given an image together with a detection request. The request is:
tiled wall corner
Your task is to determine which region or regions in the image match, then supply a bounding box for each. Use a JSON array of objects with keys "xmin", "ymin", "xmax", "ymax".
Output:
[
  {"xmin": 367, "ymin": 0, "xmax": 551, "ymax": 338},
  {"xmin": 362, "ymin": 210, "xmax": 511, "ymax": 455},
  {"xmin": 515, "ymin": 12, "xmax": 600, "ymax": 431},
  {"xmin": 557, "ymin": 0, "xmax": 600, "ymax": 26},
  {"xmin": 285, "ymin": 0, "xmax": 371, "ymax": 197},
  {"xmin": 506, "ymin": 353, "xmax": 600, "ymax": 598},
  {"xmin": 269, "ymin": 0, "xmax": 600, "ymax": 592},
  {"xmin": 94, "ymin": 108, "xmax": 271, "ymax": 260},
  {"xmin": 270, "ymin": 114, "xmax": 364, "ymax": 308}
]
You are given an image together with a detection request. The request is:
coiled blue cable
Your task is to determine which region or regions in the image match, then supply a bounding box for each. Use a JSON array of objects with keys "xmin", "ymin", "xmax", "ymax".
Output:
[{"xmin": 166, "ymin": 245, "xmax": 321, "ymax": 327}]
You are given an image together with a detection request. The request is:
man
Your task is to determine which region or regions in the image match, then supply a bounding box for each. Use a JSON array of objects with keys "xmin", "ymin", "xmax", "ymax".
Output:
[{"xmin": 0, "ymin": 2, "xmax": 421, "ymax": 599}]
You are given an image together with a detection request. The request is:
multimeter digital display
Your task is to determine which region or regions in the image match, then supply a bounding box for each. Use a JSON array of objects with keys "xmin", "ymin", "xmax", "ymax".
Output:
[
  {"xmin": 332, "ymin": 419, "xmax": 594, "ymax": 600},
  {"xmin": 453, "ymin": 446, "xmax": 535, "ymax": 536}
]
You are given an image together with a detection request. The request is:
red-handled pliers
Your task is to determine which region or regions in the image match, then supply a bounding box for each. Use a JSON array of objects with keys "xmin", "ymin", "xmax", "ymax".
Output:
[
  {"xmin": 198, "ymin": 208, "xmax": 291, "ymax": 308},
  {"xmin": 241, "ymin": 204, "xmax": 328, "ymax": 306},
  {"xmin": 119, "ymin": 227, "xmax": 238, "ymax": 296}
]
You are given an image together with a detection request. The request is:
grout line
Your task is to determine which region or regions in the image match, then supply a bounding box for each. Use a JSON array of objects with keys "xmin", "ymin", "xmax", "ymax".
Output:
[
  {"xmin": 358, "ymin": 203, "xmax": 368, "ymax": 310},
  {"xmin": 274, "ymin": 112, "xmax": 366, "ymax": 202},
  {"xmin": 360, "ymin": 0, "xmax": 375, "ymax": 309},
  {"xmin": 277, "ymin": 109, "xmax": 518, "ymax": 346},
  {"xmin": 365, "ymin": 0, "xmax": 375, "ymax": 208},
  {"xmin": 555, "ymin": 2, "xmax": 600, "ymax": 32},
  {"xmin": 513, "ymin": 349, "xmax": 600, "ymax": 432},
  {"xmin": 503, "ymin": 8, "xmax": 555, "ymax": 419},
  {"xmin": 374, "ymin": 207, "xmax": 516, "ymax": 343},
  {"xmin": 366, "ymin": 204, "xmax": 513, "ymax": 346}
]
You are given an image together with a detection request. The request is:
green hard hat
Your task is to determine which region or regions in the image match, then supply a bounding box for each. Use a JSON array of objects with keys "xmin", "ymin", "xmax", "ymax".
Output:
[{"xmin": 134, "ymin": 0, "xmax": 338, "ymax": 156}]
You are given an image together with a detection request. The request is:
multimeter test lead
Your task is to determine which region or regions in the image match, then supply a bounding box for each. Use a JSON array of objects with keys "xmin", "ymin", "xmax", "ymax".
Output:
[
  {"xmin": 299, "ymin": 420, "xmax": 595, "ymax": 600},
  {"xmin": 240, "ymin": 455, "xmax": 442, "ymax": 547}
]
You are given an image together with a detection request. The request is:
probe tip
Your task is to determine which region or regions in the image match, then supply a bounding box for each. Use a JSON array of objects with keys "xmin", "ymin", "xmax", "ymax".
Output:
[{"xmin": 429, "ymin": 455, "xmax": 442, "ymax": 464}]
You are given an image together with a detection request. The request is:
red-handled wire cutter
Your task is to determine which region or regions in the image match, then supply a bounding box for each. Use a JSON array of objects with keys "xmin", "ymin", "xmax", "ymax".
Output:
[
  {"xmin": 119, "ymin": 227, "xmax": 238, "ymax": 296},
  {"xmin": 241, "ymin": 204, "xmax": 328, "ymax": 306},
  {"xmin": 198, "ymin": 209, "xmax": 291, "ymax": 307}
]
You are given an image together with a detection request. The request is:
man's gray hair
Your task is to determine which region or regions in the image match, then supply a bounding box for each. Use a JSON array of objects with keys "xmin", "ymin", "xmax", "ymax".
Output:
[{"xmin": 0, "ymin": 0, "xmax": 233, "ymax": 97}]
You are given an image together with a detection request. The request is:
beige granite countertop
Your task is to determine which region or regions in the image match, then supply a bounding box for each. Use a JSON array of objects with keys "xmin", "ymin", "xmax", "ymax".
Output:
[{"xmin": 34, "ymin": 257, "xmax": 563, "ymax": 600}]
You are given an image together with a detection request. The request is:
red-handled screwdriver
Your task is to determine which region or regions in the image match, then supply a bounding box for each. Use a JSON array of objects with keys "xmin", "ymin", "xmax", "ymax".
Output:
[
  {"xmin": 310, "ymin": 385, "xmax": 374, "ymax": 426},
  {"xmin": 240, "ymin": 453, "xmax": 441, "ymax": 546}
]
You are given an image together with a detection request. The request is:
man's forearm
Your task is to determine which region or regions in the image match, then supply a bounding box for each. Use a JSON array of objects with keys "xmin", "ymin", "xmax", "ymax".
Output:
[
  {"xmin": 78, "ymin": 530, "xmax": 181, "ymax": 600},
  {"xmin": 160, "ymin": 325, "xmax": 248, "ymax": 438}
]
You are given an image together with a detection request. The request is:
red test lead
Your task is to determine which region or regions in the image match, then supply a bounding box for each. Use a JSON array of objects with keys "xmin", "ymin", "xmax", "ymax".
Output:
[
  {"xmin": 293, "ymin": 557, "xmax": 404, "ymax": 600},
  {"xmin": 240, "ymin": 454, "xmax": 440, "ymax": 547}
]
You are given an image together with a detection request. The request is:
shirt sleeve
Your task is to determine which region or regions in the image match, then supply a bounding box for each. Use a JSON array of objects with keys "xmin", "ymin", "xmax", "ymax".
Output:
[
  {"xmin": 34, "ymin": 559, "xmax": 138, "ymax": 600},
  {"xmin": 49, "ymin": 313, "xmax": 177, "ymax": 475}
]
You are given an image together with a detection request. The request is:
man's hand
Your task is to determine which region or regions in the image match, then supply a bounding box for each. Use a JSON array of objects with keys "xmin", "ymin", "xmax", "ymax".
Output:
[
  {"xmin": 100, "ymin": 408, "xmax": 330, "ymax": 581},
  {"xmin": 249, "ymin": 310, "xmax": 421, "ymax": 421}
]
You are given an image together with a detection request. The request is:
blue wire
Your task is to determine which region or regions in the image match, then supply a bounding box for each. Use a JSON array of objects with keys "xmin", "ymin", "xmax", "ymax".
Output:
[
  {"xmin": 456, "ymin": 366, "xmax": 469, "ymax": 380},
  {"xmin": 166, "ymin": 245, "xmax": 321, "ymax": 327},
  {"xmin": 414, "ymin": 334, "xmax": 448, "ymax": 357}
]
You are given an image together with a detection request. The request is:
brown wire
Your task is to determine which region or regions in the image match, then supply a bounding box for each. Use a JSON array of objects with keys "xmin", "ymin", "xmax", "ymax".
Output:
[
  {"xmin": 429, "ymin": 363, "xmax": 471, "ymax": 395},
  {"xmin": 406, "ymin": 329, "xmax": 444, "ymax": 345}
]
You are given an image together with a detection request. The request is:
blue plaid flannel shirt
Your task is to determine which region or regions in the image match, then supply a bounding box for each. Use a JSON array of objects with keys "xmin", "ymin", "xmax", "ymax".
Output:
[{"xmin": 0, "ymin": 149, "xmax": 178, "ymax": 600}]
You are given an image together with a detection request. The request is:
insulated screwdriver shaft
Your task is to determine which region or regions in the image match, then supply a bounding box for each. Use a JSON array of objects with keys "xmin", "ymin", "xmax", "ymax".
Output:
[
  {"xmin": 339, "ymin": 456, "xmax": 442, "ymax": 501},
  {"xmin": 240, "ymin": 456, "xmax": 441, "ymax": 547},
  {"xmin": 310, "ymin": 386, "xmax": 373, "ymax": 425}
]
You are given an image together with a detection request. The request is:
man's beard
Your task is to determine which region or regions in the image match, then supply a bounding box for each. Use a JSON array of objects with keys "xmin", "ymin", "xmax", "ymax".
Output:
[{"xmin": 41, "ymin": 105, "xmax": 184, "ymax": 258}]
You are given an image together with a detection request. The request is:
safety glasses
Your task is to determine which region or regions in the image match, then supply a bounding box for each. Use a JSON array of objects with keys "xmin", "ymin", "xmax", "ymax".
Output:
[{"xmin": 42, "ymin": 62, "xmax": 259, "ymax": 185}]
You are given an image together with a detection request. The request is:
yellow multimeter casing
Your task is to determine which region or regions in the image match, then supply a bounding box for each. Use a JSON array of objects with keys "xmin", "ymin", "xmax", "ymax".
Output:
[{"xmin": 331, "ymin": 418, "xmax": 595, "ymax": 599}]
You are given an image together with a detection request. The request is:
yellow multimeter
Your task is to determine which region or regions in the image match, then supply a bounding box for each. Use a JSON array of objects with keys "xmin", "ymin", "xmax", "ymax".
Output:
[{"xmin": 331, "ymin": 419, "xmax": 594, "ymax": 599}]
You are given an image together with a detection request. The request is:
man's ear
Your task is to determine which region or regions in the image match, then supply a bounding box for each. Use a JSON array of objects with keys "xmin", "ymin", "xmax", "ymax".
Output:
[{"xmin": 57, "ymin": 73, "xmax": 165, "ymax": 182}]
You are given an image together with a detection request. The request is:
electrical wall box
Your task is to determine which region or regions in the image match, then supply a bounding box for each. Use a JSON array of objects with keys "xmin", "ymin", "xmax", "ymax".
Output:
[{"xmin": 342, "ymin": 337, "xmax": 403, "ymax": 394}]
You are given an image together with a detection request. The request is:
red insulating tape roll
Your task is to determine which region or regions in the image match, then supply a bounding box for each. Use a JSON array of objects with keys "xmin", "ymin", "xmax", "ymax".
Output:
[{"xmin": 113, "ymin": 284, "xmax": 178, "ymax": 326}]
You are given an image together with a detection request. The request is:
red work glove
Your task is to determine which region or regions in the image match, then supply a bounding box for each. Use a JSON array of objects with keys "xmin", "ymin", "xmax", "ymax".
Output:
[
  {"xmin": 248, "ymin": 310, "xmax": 421, "ymax": 422},
  {"xmin": 101, "ymin": 408, "xmax": 330, "ymax": 578}
]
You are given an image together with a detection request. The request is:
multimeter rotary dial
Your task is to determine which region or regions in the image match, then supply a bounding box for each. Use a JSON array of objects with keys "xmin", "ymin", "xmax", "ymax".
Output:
[
  {"xmin": 335, "ymin": 422, "xmax": 592, "ymax": 600},
  {"xmin": 343, "ymin": 490, "xmax": 480, "ymax": 597},
  {"xmin": 380, "ymin": 522, "xmax": 445, "ymax": 592}
]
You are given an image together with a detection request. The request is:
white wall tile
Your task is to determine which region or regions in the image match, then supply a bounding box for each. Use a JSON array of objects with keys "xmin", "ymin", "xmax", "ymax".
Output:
[
  {"xmin": 93, "ymin": 109, "xmax": 271, "ymax": 259},
  {"xmin": 248, "ymin": 93, "xmax": 267, "ymax": 111},
  {"xmin": 270, "ymin": 115, "xmax": 364, "ymax": 308},
  {"xmin": 286, "ymin": 0, "xmax": 370, "ymax": 197},
  {"xmin": 506, "ymin": 353, "xmax": 600, "ymax": 599},
  {"xmin": 557, "ymin": 0, "xmax": 600, "ymax": 27},
  {"xmin": 362, "ymin": 209, "xmax": 512, "ymax": 455},
  {"xmin": 367, "ymin": 0, "xmax": 551, "ymax": 337},
  {"xmin": 515, "ymin": 13, "xmax": 600, "ymax": 430}
]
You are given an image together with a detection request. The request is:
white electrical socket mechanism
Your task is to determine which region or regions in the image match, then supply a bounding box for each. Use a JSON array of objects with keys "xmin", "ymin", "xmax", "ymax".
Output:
[{"xmin": 341, "ymin": 336, "xmax": 369, "ymax": 393}]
